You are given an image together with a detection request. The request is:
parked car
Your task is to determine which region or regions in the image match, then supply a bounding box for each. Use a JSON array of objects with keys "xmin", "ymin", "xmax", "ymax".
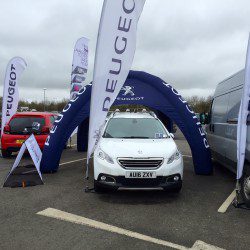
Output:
[
  {"xmin": 0, "ymin": 112, "xmax": 2, "ymax": 133},
  {"xmin": 93, "ymin": 111, "xmax": 183, "ymax": 192},
  {"xmin": 206, "ymin": 69, "xmax": 250, "ymax": 207},
  {"xmin": 1, "ymin": 112, "xmax": 57, "ymax": 158},
  {"xmin": 20, "ymin": 107, "xmax": 29, "ymax": 112}
]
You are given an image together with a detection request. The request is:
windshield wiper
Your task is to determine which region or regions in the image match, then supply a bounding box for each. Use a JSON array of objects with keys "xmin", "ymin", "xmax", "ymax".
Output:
[
  {"xmin": 103, "ymin": 133, "xmax": 113, "ymax": 138},
  {"xmin": 120, "ymin": 136, "xmax": 150, "ymax": 139}
]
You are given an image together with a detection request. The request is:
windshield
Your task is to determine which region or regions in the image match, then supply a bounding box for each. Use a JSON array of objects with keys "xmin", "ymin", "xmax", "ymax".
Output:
[
  {"xmin": 103, "ymin": 118, "xmax": 169, "ymax": 139},
  {"xmin": 9, "ymin": 117, "xmax": 45, "ymax": 134}
]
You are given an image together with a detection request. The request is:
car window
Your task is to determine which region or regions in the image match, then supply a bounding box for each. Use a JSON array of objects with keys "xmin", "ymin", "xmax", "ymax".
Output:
[
  {"xmin": 227, "ymin": 88, "xmax": 242, "ymax": 122},
  {"xmin": 9, "ymin": 117, "xmax": 45, "ymax": 134},
  {"xmin": 50, "ymin": 116, "xmax": 57, "ymax": 125},
  {"xmin": 103, "ymin": 118, "xmax": 169, "ymax": 139},
  {"xmin": 211, "ymin": 94, "xmax": 229, "ymax": 123}
]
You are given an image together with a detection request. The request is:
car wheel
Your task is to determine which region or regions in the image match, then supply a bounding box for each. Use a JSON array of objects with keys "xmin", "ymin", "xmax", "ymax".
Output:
[
  {"xmin": 240, "ymin": 174, "xmax": 250, "ymax": 208},
  {"xmin": 1, "ymin": 149, "xmax": 11, "ymax": 158}
]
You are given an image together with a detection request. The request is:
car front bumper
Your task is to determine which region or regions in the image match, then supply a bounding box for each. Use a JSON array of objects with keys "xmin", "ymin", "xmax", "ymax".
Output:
[
  {"xmin": 94, "ymin": 155, "xmax": 183, "ymax": 190},
  {"xmin": 95, "ymin": 173, "xmax": 182, "ymax": 190}
]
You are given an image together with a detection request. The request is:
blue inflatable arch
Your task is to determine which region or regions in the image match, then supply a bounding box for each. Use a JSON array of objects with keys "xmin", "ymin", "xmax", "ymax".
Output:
[{"xmin": 40, "ymin": 71, "xmax": 212, "ymax": 175}]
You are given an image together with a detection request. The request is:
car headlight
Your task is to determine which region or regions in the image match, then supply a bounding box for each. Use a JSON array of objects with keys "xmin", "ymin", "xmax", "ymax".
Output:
[
  {"xmin": 167, "ymin": 150, "xmax": 181, "ymax": 164},
  {"xmin": 97, "ymin": 148, "xmax": 114, "ymax": 164}
]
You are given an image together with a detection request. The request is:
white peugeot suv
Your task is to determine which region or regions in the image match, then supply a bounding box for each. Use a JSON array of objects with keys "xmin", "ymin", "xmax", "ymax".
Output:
[{"xmin": 93, "ymin": 111, "xmax": 183, "ymax": 192}]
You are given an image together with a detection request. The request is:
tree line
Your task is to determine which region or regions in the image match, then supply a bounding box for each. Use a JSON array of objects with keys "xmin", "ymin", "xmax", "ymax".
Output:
[
  {"xmin": 0, "ymin": 97, "xmax": 69, "ymax": 113},
  {"xmin": 0, "ymin": 95, "xmax": 212, "ymax": 114},
  {"xmin": 186, "ymin": 95, "xmax": 212, "ymax": 114}
]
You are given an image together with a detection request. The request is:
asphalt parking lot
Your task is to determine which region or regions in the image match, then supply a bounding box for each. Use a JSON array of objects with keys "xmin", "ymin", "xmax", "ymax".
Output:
[{"xmin": 0, "ymin": 131, "xmax": 249, "ymax": 250}]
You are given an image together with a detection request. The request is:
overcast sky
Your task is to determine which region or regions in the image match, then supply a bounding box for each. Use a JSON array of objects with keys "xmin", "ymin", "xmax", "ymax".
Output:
[{"xmin": 0, "ymin": 0, "xmax": 250, "ymax": 102}]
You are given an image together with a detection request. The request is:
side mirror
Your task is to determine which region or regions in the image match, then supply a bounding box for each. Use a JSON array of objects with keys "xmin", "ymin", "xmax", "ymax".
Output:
[
  {"xmin": 169, "ymin": 133, "xmax": 174, "ymax": 138},
  {"xmin": 4, "ymin": 125, "xmax": 10, "ymax": 134},
  {"xmin": 205, "ymin": 114, "xmax": 210, "ymax": 124}
]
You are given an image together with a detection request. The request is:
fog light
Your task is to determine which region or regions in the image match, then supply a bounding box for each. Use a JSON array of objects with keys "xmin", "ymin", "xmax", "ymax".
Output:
[
  {"xmin": 174, "ymin": 176, "xmax": 179, "ymax": 181},
  {"xmin": 101, "ymin": 176, "xmax": 106, "ymax": 181}
]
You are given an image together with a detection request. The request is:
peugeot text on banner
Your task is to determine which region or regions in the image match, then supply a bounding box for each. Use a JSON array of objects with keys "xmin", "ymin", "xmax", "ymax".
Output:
[
  {"xmin": 70, "ymin": 37, "xmax": 89, "ymax": 99},
  {"xmin": 237, "ymin": 35, "xmax": 250, "ymax": 180},
  {"xmin": 87, "ymin": 0, "xmax": 146, "ymax": 163},
  {"xmin": 1, "ymin": 57, "xmax": 27, "ymax": 136}
]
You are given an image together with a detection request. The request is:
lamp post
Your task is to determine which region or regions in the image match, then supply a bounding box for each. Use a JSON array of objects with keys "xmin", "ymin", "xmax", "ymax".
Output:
[{"xmin": 43, "ymin": 88, "xmax": 47, "ymax": 112}]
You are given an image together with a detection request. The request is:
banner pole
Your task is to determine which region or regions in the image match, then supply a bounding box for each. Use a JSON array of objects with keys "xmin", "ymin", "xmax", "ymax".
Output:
[
  {"xmin": 234, "ymin": 180, "xmax": 240, "ymax": 206},
  {"xmin": 85, "ymin": 0, "xmax": 107, "ymax": 193},
  {"xmin": 85, "ymin": 159, "xmax": 90, "ymax": 192},
  {"xmin": 84, "ymin": 0, "xmax": 145, "ymax": 192}
]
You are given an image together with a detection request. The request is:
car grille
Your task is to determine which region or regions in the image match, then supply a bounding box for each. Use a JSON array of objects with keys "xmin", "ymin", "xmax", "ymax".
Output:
[
  {"xmin": 117, "ymin": 176, "xmax": 165, "ymax": 187},
  {"xmin": 118, "ymin": 158, "xmax": 164, "ymax": 170}
]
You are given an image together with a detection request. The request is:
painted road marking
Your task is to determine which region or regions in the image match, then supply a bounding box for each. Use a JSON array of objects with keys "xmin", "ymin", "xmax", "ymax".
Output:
[
  {"xmin": 37, "ymin": 208, "xmax": 224, "ymax": 250},
  {"xmin": 67, "ymin": 144, "xmax": 77, "ymax": 147},
  {"xmin": 191, "ymin": 240, "xmax": 224, "ymax": 250},
  {"xmin": 183, "ymin": 155, "xmax": 192, "ymax": 158},
  {"xmin": 59, "ymin": 158, "xmax": 86, "ymax": 166},
  {"xmin": 218, "ymin": 189, "xmax": 236, "ymax": 213}
]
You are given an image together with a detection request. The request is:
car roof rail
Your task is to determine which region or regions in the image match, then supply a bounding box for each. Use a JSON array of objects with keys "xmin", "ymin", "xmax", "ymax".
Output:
[
  {"xmin": 149, "ymin": 111, "xmax": 157, "ymax": 118},
  {"xmin": 135, "ymin": 108, "xmax": 157, "ymax": 118},
  {"xmin": 109, "ymin": 108, "xmax": 120, "ymax": 118}
]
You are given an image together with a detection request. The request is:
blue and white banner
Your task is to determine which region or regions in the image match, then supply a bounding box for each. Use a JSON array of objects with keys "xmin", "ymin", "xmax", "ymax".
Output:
[
  {"xmin": 4, "ymin": 134, "xmax": 43, "ymax": 186},
  {"xmin": 1, "ymin": 57, "xmax": 27, "ymax": 135},
  {"xmin": 87, "ymin": 0, "xmax": 145, "ymax": 162},
  {"xmin": 70, "ymin": 37, "xmax": 89, "ymax": 99},
  {"xmin": 237, "ymin": 35, "xmax": 250, "ymax": 180}
]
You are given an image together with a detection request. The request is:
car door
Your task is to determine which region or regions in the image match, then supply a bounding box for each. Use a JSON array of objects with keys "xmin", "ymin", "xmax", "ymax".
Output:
[
  {"xmin": 207, "ymin": 93, "xmax": 229, "ymax": 162},
  {"xmin": 224, "ymin": 88, "xmax": 242, "ymax": 167}
]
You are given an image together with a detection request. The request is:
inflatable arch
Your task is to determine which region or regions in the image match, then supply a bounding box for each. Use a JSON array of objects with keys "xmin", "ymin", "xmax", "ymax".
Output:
[{"xmin": 40, "ymin": 71, "xmax": 212, "ymax": 175}]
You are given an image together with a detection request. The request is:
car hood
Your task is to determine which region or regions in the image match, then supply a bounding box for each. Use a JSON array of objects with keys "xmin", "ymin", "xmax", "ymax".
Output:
[{"xmin": 97, "ymin": 138, "xmax": 178, "ymax": 159}]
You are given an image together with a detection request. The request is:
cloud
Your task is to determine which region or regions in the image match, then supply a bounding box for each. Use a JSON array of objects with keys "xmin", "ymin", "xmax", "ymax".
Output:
[{"xmin": 0, "ymin": 0, "xmax": 249, "ymax": 101}]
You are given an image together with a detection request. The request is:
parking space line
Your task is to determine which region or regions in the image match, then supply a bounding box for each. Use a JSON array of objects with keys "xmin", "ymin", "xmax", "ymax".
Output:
[
  {"xmin": 37, "ymin": 208, "xmax": 188, "ymax": 250},
  {"xmin": 37, "ymin": 208, "xmax": 224, "ymax": 250},
  {"xmin": 59, "ymin": 158, "xmax": 86, "ymax": 166},
  {"xmin": 182, "ymin": 155, "xmax": 192, "ymax": 158},
  {"xmin": 218, "ymin": 189, "xmax": 236, "ymax": 213}
]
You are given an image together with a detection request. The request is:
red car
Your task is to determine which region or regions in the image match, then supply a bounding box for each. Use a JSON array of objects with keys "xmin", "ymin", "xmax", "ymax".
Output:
[{"xmin": 1, "ymin": 112, "xmax": 57, "ymax": 158}]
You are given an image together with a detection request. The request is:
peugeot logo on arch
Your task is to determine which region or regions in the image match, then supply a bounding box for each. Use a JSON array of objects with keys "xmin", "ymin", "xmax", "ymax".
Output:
[
  {"xmin": 121, "ymin": 86, "xmax": 135, "ymax": 96},
  {"xmin": 116, "ymin": 84, "xmax": 144, "ymax": 102}
]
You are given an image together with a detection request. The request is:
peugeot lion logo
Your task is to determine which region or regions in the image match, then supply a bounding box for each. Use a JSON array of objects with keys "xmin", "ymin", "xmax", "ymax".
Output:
[
  {"xmin": 138, "ymin": 149, "xmax": 143, "ymax": 154},
  {"xmin": 117, "ymin": 85, "xmax": 144, "ymax": 101},
  {"xmin": 121, "ymin": 86, "xmax": 135, "ymax": 96}
]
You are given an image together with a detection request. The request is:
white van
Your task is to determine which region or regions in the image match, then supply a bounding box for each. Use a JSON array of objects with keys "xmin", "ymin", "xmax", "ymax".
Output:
[{"xmin": 206, "ymin": 70, "xmax": 250, "ymax": 207}]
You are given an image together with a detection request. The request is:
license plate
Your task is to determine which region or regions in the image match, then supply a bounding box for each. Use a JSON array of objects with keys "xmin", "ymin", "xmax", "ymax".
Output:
[
  {"xmin": 125, "ymin": 171, "xmax": 156, "ymax": 179},
  {"xmin": 16, "ymin": 139, "xmax": 25, "ymax": 144}
]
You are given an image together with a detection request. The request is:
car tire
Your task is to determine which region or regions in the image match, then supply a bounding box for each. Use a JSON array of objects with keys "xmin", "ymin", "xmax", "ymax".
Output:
[
  {"xmin": 1, "ymin": 149, "xmax": 11, "ymax": 158},
  {"xmin": 240, "ymin": 174, "xmax": 250, "ymax": 208}
]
